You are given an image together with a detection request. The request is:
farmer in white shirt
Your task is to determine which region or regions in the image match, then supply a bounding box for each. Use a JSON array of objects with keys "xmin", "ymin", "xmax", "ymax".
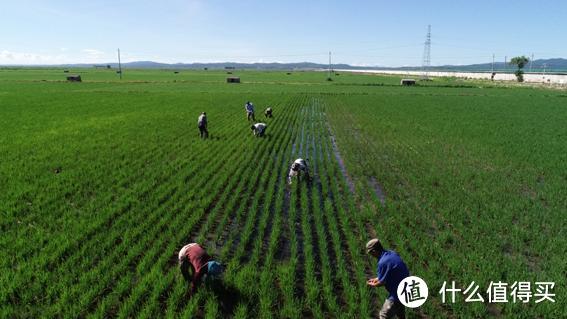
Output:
[
  {"xmin": 288, "ymin": 158, "xmax": 310, "ymax": 184},
  {"xmin": 264, "ymin": 107, "xmax": 273, "ymax": 118},
  {"xmin": 197, "ymin": 112, "xmax": 208, "ymax": 139},
  {"xmin": 251, "ymin": 123, "xmax": 267, "ymax": 137}
]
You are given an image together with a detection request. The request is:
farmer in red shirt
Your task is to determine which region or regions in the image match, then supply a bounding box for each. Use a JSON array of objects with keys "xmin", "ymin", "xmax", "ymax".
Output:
[{"xmin": 178, "ymin": 243, "xmax": 223, "ymax": 293}]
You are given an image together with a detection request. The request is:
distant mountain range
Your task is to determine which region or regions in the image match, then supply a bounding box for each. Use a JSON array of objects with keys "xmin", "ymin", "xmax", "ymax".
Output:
[{"xmin": 5, "ymin": 58, "xmax": 567, "ymax": 72}]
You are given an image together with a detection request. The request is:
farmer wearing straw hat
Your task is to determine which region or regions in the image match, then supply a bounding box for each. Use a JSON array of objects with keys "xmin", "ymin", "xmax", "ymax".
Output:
[
  {"xmin": 178, "ymin": 243, "xmax": 223, "ymax": 293},
  {"xmin": 366, "ymin": 238, "xmax": 410, "ymax": 319}
]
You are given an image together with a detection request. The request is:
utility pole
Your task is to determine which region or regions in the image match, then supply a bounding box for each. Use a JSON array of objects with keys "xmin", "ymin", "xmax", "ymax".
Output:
[
  {"xmin": 491, "ymin": 53, "xmax": 495, "ymax": 72},
  {"xmin": 529, "ymin": 53, "xmax": 534, "ymax": 73},
  {"xmin": 504, "ymin": 55, "xmax": 507, "ymax": 72},
  {"xmin": 327, "ymin": 51, "xmax": 332, "ymax": 80},
  {"xmin": 117, "ymin": 48, "xmax": 122, "ymax": 80}
]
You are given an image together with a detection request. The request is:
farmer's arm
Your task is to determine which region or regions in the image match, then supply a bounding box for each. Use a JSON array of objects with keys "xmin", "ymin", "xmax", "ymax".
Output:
[
  {"xmin": 180, "ymin": 260, "xmax": 192, "ymax": 282},
  {"xmin": 191, "ymin": 267, "xmax": 206, "ymax": 293},
  {"xmin": 367, "ymin": 263, "xmax": 388, "ymax": 287},
  {"xmin": 367, "ymin": 277, "xmax": 385, "ymax": 287}
]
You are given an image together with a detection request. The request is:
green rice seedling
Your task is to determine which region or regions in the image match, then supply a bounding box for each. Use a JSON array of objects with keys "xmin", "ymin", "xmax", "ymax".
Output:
[{"xmin": 2, "ymin": 69, "xmax": 565, "ymax": 318}]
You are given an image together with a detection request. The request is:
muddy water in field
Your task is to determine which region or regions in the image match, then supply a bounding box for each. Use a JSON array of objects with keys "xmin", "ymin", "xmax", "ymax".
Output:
[
  {"xmin": 328, "ymin": 133, "xmax": 356, "ymax": 194},
  {"xmin": 274, "ymin": 97, "xmax": 364, "ymax": 313},
  {"xmin": 275, "ymin": 103, "xmax": 304, "ymax": 262},
  {"xmin": 368, "ymin": 176, "xmax": 386, "ymax": 206}
]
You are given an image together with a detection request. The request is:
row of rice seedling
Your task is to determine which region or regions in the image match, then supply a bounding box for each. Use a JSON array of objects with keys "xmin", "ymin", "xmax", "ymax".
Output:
[
  {"xmin": 45, "ymin": 97, "xmax": 249, "ymax": 317},
  {"xmin": 324, "ymin": 94, "xmax": 467, "ymax": 317},
  {"xmin": 302, "ymin": 100, "xmax": 339, "ymax": 317},
  {"xmin": 1, "ymin": 92, "xmax": 242, "ymax": 314},
  {"xmin": 211, "ymin": 97, "xmax": 306, "ymax": 318},
  {"xmin": 1, "ymin": 87, "xmax": 277, "ymax": 317},
  {"xmin": 315, "ymin": 97, "xmax": 372, "ymax": 317},
  {"xmin": 153, "ymin": 96, "xmax": 298, "ymax": 317},
  {"xmin": 323, "ymin": 90, "xmax": 566, "ymax": 318},
  {"xmin": 2, "ymin": 117, "xmax": 210, "ymax": 316},
  {"xmin": 1, "ymin": 91, "xmax": 195, "ymax": 237},
  {"xmin": 107, "ymin": 95, "xmax": 293, "ymax": 317},
  {"xmin": 5, "ymin": 70, "xmax": 564, "ymax": 317},
  {"xmin": 111, "ymin": 95, "xmax": 298, "ymax": 318},
  {"xmin": 247, "ymin": 97, "xmax": 308, "ymax": 319}
]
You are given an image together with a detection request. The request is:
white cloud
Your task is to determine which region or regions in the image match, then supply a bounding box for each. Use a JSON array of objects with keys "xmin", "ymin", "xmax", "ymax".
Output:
[
  {"xmin": 0, "ymin": 49, "xmax": 111, "ymax": 65},
  {"xmin": 82, "ymin": 49, "xmax": 105, "ymax": 57},
  {"xmin": 0, "ymin": 50, "xmax": 66, "ymax": 64}
]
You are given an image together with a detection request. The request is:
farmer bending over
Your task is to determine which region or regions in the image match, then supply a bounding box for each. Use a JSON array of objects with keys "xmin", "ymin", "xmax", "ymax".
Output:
[
  {"xmin": 245, "ymin": 101, "xmax": 255, "ymax": 121},
  {"xmin": 197, "ymin": 112, "xmax": 208, "ymax": 139},
  {"xmin": 178, "ymin": 243, "xmax": 223, "ymax": 293},
  {"xmin": 288, "ymin": 158, "xmax": 310, "ymax": 184},
  {"xmin": 366, "ymin": 238, "xmax": 410, "ymax": 319},
  {"xmin": 251, "ymin": 123, "xmax": 267, "ymax": 137},
  {"xmin": 265, "ymin": 107, "xmax": 273, "ymax": 118}
]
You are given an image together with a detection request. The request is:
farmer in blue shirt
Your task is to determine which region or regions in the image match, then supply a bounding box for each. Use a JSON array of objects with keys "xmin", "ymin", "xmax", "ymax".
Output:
[
  {"xmin": 245, "ymin": 101, "xmax": 255, "ymax": 121},
  {"xmin": 366, "ymin": 238, "xmax": 410, "ymax": 319}
]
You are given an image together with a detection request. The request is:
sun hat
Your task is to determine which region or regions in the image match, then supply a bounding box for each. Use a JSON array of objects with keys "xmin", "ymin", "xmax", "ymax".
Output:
[{"xmin": 366, "ymin": 238, "xmax": 383, "ymax": 253}]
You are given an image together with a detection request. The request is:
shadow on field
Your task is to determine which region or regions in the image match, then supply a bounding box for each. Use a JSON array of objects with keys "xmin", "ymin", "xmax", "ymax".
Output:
[
  {"xmin": 202, "ymin": 135, "xmax": 221, "ymax": 141},
  {"xmin": 180, "ymin": 281, "xmax": 249, "ymax": 317},
  {"xmin": 210, "ymin": 281, "xmax": 247, "ymax": 316}
]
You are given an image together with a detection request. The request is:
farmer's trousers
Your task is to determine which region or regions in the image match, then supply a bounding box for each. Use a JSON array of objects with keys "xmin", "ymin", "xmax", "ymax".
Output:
[
  {"xmin": 379, "ymin": 299, "xmax": 405, "ymax": 319},
  {"xmin": 199, "ymin": 126, "xmax": 208, "ymax": 138}
]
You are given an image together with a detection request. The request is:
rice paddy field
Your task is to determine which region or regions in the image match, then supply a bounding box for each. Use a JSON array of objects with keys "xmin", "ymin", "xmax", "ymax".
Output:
[{"xmin": 1, "ymin": 68, "xmax": 565, "ymax": 318}]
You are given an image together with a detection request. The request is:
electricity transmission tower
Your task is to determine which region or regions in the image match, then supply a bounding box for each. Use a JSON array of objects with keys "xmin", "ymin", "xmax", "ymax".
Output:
[{"xmin": 421, "ymin": 25, "xmax": 431, "ymax": 80}]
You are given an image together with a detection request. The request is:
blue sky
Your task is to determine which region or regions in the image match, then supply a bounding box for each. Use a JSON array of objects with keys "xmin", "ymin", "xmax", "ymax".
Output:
[{"xmin": 1, "ymin": 0, "xmax": 565, "ymax": 66}]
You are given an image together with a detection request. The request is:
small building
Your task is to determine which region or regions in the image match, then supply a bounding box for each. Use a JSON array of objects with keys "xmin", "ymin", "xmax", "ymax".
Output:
[
  {"xmin": 401, "ymin": 78, "xmax": 416, "ymax": 86},
  {"xmin": 226, "ymin": 77, "xmax": 240, "ymax": 83},
  {"xmin": 67, "ymin": 75, "xmax": 82, "ymax": 82}
]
